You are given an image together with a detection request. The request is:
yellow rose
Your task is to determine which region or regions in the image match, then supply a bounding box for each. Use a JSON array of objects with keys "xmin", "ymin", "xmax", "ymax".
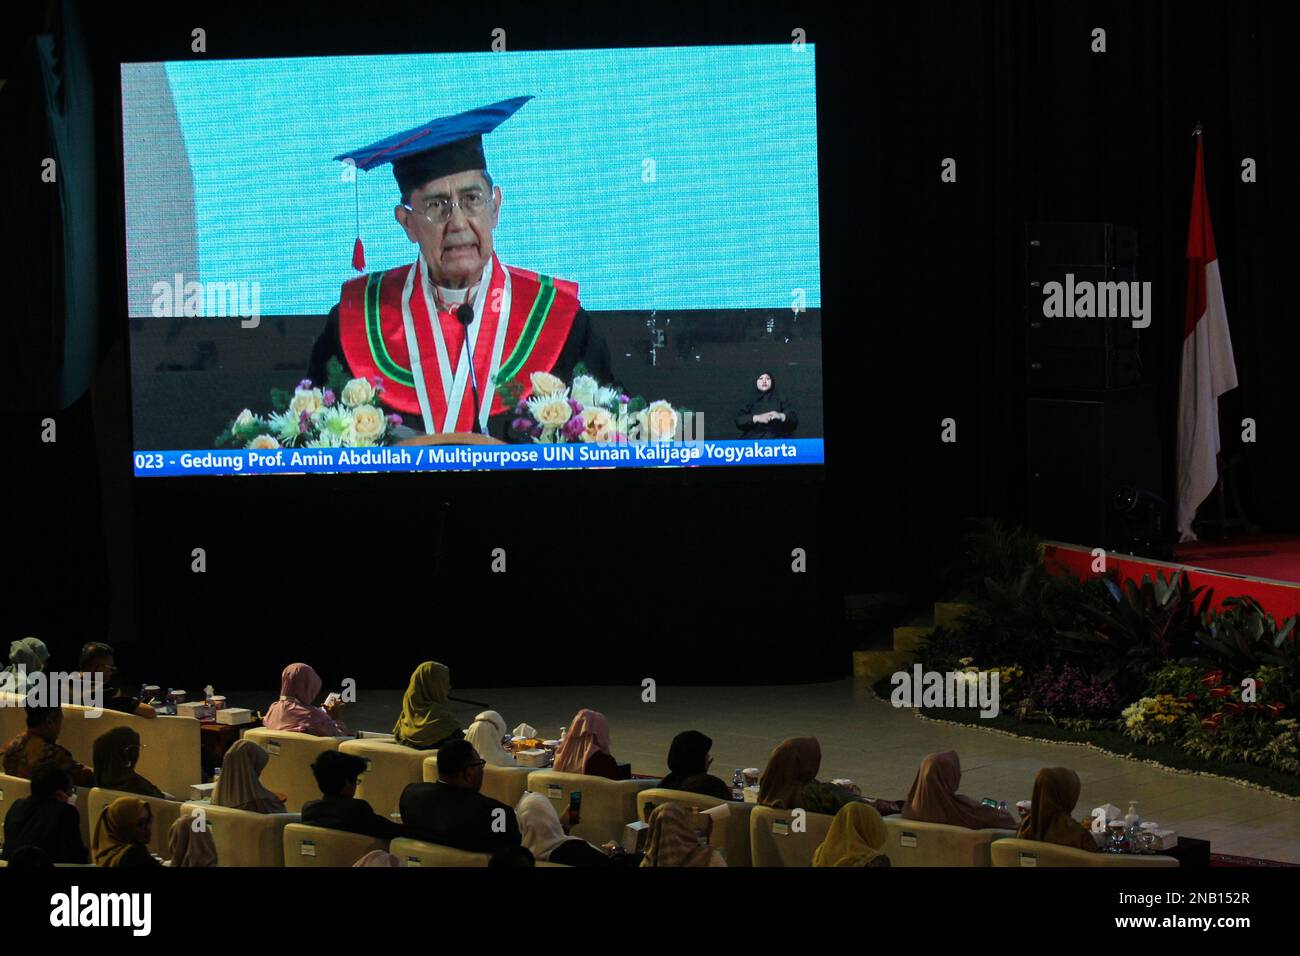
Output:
[
  {"xmin": 580, "ymin": 407, "xmax": 614, "ymax": 442},
  {"xmin": 340, "ymin": 378, "xmax": 375, "ymax": 407},
  {"xmin": 533, "ymin": 396, "xmax": 572, "ymax": 428},
  {"xmin": 349, "ymin": 404, "xmax": 387, "ymax": 445},
  {"xmin": 529, "ymin": 371, "xmax": 566, "ymax": 397},
  {"xmin": 643, "ymin": 400, "xmax": 678, "ymax": 441},
  {"xmin": 247, "ymin": 434, "xmax": 280, "ymax": 450},
  {"xmin": 289, "ymin": 387, "xmax": 324, "ymax": 417}
]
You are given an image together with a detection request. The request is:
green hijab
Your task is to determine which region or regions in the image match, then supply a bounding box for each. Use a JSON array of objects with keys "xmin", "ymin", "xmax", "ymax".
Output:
[{"xmin": 393, "ymin": 662, "xmax": 460, "ymax": 749}]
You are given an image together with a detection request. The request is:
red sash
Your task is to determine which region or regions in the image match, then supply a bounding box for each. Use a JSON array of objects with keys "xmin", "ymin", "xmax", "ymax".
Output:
[{"xmin": 337, "ymin": 254, "xmax": 581, "ymax": 431}]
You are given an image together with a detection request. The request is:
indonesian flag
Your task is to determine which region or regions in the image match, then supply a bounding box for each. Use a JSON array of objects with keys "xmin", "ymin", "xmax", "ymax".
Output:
[{"xmin": 1176, "ymin": 133, "xmax": 1238, "ymax": 542}]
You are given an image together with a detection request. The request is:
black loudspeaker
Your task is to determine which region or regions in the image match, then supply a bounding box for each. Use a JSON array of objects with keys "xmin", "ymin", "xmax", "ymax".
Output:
[
  {"xmin": 1026, "ymin": 389, "xmax": 1165, "ymax": 553},
  {"xmin": 1025, "ymin": 222, "xmax": 1141, "ymax": 390}
]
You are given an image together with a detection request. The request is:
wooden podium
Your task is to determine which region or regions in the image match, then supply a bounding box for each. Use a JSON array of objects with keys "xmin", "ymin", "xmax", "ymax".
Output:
[{"xmin": 396, "ymin": 432, "xmax": 505, "ymax": 447}]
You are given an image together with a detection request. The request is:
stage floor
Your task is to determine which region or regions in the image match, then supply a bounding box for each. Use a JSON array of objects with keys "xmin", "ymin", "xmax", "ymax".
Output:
[
  {"xmin": 226, "ymin": 679, "xmax": 1300, "ymax": 864},
  {"xmin": 1175, "ymin": 534, "xmax": 1300, "ymax": 585}
]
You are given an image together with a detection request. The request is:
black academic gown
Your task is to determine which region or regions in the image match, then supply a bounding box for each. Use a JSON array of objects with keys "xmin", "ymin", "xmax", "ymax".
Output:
[
  {"xmin": 735, "ymin": 387, "xmax": 799, "ymax": 439},
  {"xmin": 308, "ymin": 305, "xmax": 614, "ymax": 442}
]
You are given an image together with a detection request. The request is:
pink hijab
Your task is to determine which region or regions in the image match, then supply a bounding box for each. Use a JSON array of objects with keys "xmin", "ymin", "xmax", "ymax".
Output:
[
  {"xmin": 263, "ymin": 663, "xmax": 345, "ymax": 736},
  {"xmin": 552, "ymin": 709, "xmax": 611, "ymax": 774},
  {"xmin": 900, "ymin": 751, "xmax": 1017, "ymax": 830}
]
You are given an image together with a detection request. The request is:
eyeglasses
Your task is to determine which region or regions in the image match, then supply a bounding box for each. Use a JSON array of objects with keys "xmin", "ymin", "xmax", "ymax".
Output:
[{"xmin": 403, "ymin": 190, "xmax": 493, "ymax": 225}]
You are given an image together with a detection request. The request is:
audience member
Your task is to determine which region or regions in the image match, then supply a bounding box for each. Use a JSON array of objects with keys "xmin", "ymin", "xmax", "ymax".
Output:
[
  {"xmin": 1017, "ymin": 767, "xmax": 1099, "ymax": 852},
  {"xmin": 515, "ymin": 790, "xmax": 640, "ymax": 867},
  {"xmin": 93, "ymin": 726, "xmax": 167, "ymax": 798},
  {"xmin": 465, "ymin": 710, "xmax": 515, "ymax": 766},
  {"xmin": 393, "ymin": 662, "xmax": 463, "ymax": 749},
  {"xmin": 165, "ymin": 811, "xmax": 218, "ymax": 866},
  {"xmin": 353, "ymin": 850, "xmax": 401, "ymax": 867},
  {"xmin": 758, "ymin": 737, "xmax": 867, "ymax": 816},
  {"xmin": 212, "ymin": 739, "xmax": 287, "ymax": 813},
  {"xmin": 639, "ymin": 803, "xmax": 726, "ymax": 867},
  {"xmin": 900, "ymin": 750, "xmax": 1017, "ymax": 830},
  {"xmin": 813, "ymin": 802, "xmax": 891, "ymax": 867},
  {"xmin": 658, "ymin": 730, "xmax": 731, "ymax": 799},
  {"xmin": 552, "ymin": 709, "xmax": 628, "ymax": 779},
  {"xmin": 92, "ymin": 796, "xmax": 161, "ymax": 867},
  {"xmin": 263, "ymin": 663, "xmax": 347, "ymax": 736},
  {"xmin": 78, "ymin": 642, "xmax": 156, "ymax": 719},
  {"xmin": 1, "ymin": 762, "xmax": 87, "ymax": 864},
  {"xmin": 2, "ymin": 638, "xmax": 49, "ymax": 695},
  {"xmin": 398, "ymin": 740, "xmax": 521, "ymax": 855},
  {"xmin": 2, "ymin": 703, "xmax": 93, "ymax": 785},
  {"xmin": 302, "ymin": 750, "xmax": 403, "ymax": 839}
]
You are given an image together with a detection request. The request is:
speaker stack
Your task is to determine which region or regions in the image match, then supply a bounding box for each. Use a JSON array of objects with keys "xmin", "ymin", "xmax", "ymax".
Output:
[{"xmin": 1023, "ymin": 223, "xmax": 1168, "ymax": 556}]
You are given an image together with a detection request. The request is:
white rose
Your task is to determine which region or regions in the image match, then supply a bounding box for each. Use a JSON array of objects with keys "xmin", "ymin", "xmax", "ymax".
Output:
[
  {"xmin": 529, "ymin": 371, "xmax": 566, "ymax": 397},
  {"xmin": 348, "ymin": 405, "xmax": 387, "ymax": 445},
  {"xmin": 289, "ymin": 388, "xmax": 325, "ymax": 417},
  {"xmin": 570, "ymin": 374, "xmax": 598, "ymax": 407},
  {"xmin": 233, "ymin": 409, "xmax": 256, "ymax": 430},
  {"xmin": 247, "ymin": 434, "xmax": 280, "ymax": 450},
  {"xmin": 531, "ymin": 396, "xmax": 572, "ymax": 428},
  {"xmin": 579, "ymin": 407, "xmax": 615, "ymax": 442},
  {"xmin": 641, "ymin": 400, "xmax": 679, "ymax": 441},
  {"xmin": 340, "ymin": 378, "xmax": 375, "ymax": 407}
]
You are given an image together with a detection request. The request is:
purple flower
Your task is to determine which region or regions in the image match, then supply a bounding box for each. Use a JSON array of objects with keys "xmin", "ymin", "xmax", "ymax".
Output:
[
  {"xmin": 298, "ymin": 409, "xmax": 312, "ymax": 432},
  {"xmin": 567, "ymin": 398, "xmax": 583, "ymax": 414},
  {"xmin": 511, "ymin": 417, "xmax": 534, "ymax": 433},
  {"xmin": 562, "ymin": 416, "xmax": 586, "ymax": 440},
  {"xmin": 322, "ymin": 389, "xmax": 336, "ymax": 407},
  {"xmin": 298, "ymin": 379, "xmax": 313, "ymax": 391},
  {"xmin": 386, "ymin": 414, "xmax": 403, "ymax": 426},
  {"xmin": 529, "ymin": 423, "xmax": 544, "ymax": 439},
  {"xmin": 514, "ymin": 401, "xmax": 528, "ymax": 417},
  {"xmin": 618, "ymin": 393, "xmax": 630, "ymax": 404},
  {"xmin": 370, "ymin": 376, "xmax": 383, "ymax": 387}
]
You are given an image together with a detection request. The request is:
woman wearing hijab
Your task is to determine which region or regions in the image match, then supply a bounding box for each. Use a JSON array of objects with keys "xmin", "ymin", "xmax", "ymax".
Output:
[
  {"xmin": 464, "ymin": 710, "xmax": 515, "ymax": 766},
  {"xmin": 2, "ymin": 638, "xmax": 49, "ymax": 694},
  {"xmin": 92, "ymin": 796, "xmax": 161, "ymax": 867},
  {"xmin": 813, "ymin": 802, "xmax": 891, "ymax": 867},
  {"xmin": 735, "ymin": 371, "xmax": 798, "ymax": 439},
  {"xmin": 658, "ymin": 730, "xmax": 731, "ymax": 799},
  {"xmin": 393, "ymin": 662, "xmax": 463, "ymax": 750},
  {"xmin": 640, "ymin": 803, "xmax": 726, "ymax": 867},
  {"xmin": 1017, "ymin": 767, "xmax": 1099, "ymax": 852},
  {"xmin": 900, "ymin": 751, "xmax": 1017, "ymax": 830},
  {"xmin": 759, "ymin": 737, "xmax": 867, "ymax": 817},
  {"xmin": 552, "ymin": 709, "xmax": 627, "ymax": 780},
  {"xmin": 263, "ymin": 662, "xmax": 347, "ymax": 736},
  {"xmin": 353, "ymin": 850, "xmax": 402, "ymax": 867},
  {"xmin": 92, "ymin": 726, "xmax": 168, "ymax": 799},
  {"xmin": 514, "ymin": 791, "xmax": 639, "ymax": 867},
  {"xmin": 212, "ymin": 740, "xmax": 287, "ymax": 814},
  {"xmin": 165, "ymin": 811, "xmax": 218, "ymax": 867}
]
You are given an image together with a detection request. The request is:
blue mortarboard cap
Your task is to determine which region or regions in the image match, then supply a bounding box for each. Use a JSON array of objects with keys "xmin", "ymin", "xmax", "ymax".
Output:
[{"xmin": 334, "ymin": 95, "xmax": 532, "ymax": 197}]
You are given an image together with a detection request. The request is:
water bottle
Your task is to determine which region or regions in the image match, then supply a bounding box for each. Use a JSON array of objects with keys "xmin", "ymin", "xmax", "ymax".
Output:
[
  {"xmin": 559, "ymin": 726, "xmax": 566, "ymax": 742},
  {"xmin": 998, "ymin": 800, "xmax": 1008, "ymax": 820},
  {"xmin": 731, "ymin": 769, "xmax": 745, "ymax": 801},
  {"xmin": 1125, "ymin": 801, "xmax": 1140, "ymax": 839}
]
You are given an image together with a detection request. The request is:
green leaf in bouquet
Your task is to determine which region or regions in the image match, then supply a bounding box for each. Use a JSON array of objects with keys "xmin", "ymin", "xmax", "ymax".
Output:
[
  {"xmin": 572, "ymin": 361, "xmax": 589, "ymax": 377},
  {"xmin": 269, "ymin": 386, "xmax": 292, "ymax": 413},
  {"xmin": 626, "ymin": 395, "xmax": 648, "ymax": 414},
  {"xmin": 324, "ymin": 356, "xmax": 350, "ymax": 395}
]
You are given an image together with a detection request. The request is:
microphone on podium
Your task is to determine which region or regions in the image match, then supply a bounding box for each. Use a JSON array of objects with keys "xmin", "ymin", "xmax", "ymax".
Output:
[{"xmin": 455, "ymin": 303, "xmax": 482, "ymax": 434}]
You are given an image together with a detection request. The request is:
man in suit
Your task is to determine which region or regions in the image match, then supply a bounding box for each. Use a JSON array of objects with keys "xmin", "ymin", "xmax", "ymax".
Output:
[
  {"xmin": 398, "ymin": 740, "xmax": 521, "ymax": 857},
  {"xmin": 301, "ymin": 750, "xmax": 403, "ymax": 840}
]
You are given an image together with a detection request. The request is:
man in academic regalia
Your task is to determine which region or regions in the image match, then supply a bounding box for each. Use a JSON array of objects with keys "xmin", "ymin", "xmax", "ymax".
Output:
[{"xmin": 308, "ymin": 96, "xmax": 613, "ymax": 440}]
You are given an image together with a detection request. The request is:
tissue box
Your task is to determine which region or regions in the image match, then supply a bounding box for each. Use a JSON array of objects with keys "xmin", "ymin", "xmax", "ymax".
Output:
[
  {"xmin": 177, "ymin": 701, "xmax": 214, "ymax": 721},
  {"xmin": 189, "ymin": 782, "xmax": 215, "ymax": 801},
  {"xmin": 215, "ymin": 707, "xmax": 253, "ymax": 726},
  {"xmin": 515, "ymin": 748, "xmax": 549, "ymax": 768},
  {"xmin": 1146, "ymin": 828, "xmax": 1178, "ymax": 850},
  {"xmin": 743, "ymin": 785, "xmax": 759, "ymax": 804},
  {"xmin": 623, "ymin": 820, "xmax": 650, "ymax": 854}
]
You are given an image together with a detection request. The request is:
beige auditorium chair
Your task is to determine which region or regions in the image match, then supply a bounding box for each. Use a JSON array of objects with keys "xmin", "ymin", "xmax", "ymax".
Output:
[
  {"xmin": 991, "ymin": 838, "xmax": 1179, "ymax": 867},
  {"xmin": 88, "ymin": 788, "xmax": 184, "ymax": 858},
  {"xmin": 525, "ymin": 770, "xmax": 660, "ymax": 847},
  {"xmin": 242, "ymin": 728, "xmax": 343, "ymax": 812},
  {"xmin": 637, "ymin": 788, "xmax": 753, "ymax": 867},
  {"xmin": 422, "ymin": 755, "xmax": 533, "ymax": 807},
  {"xmin": 282, "ymin": 822, "xmax": 389, "ymax": 867},
  {"xmin": 749, "ymin": 805, "xmax": 836, "ymax": 866},
  {"xmin": 180, "ymin": 802, "xmax": 300, "ymax": 867},
  {"xmin": 390, "ymin": 836, "xmax": 491, "ymax": 867},
  {"xmin": 883, "ymin": 816, "xmax": 1016, "ymax": 867},
  {"xmin": 339, "ymin": 739, "xmax": 432, "ymax": 819},
  {"xmin": 58, "ymin": 705, "xmax": 201, "ymax": 801}
]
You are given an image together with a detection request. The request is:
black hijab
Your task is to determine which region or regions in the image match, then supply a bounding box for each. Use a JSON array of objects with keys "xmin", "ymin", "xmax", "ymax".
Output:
[
  {"xmin": 660, "ymin": 730, "xmax": 713, "ymax": 791},
  {"xmin": 741, "ymin": 371, "xmax": 783, "ymax": 413}
]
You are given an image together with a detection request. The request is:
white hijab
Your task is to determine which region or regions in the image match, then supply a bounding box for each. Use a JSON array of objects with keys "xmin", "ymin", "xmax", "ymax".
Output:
[
  {"xmin": 465, "ymin": 710, "xmax": 515, "ymax": 767},
  {"xmin": 515, "ymin": 791, "xmax": 579, "ymax": 861}
]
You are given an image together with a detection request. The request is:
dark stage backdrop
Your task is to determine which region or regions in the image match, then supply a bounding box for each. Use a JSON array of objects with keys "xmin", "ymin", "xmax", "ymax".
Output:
[{"xmin": 6, "ymin": 1, "xmax": 1297, "ymax": 692}]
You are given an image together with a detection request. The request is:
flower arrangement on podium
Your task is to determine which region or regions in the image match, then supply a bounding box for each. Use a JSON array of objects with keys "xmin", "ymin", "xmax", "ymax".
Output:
[
  {"xmin": 215, "ymin": 357, "xmax": 401, "ymax": 449},
  {"xmin": 502, "ymin": 365, "xmax": 686, "ymax": 443}
]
